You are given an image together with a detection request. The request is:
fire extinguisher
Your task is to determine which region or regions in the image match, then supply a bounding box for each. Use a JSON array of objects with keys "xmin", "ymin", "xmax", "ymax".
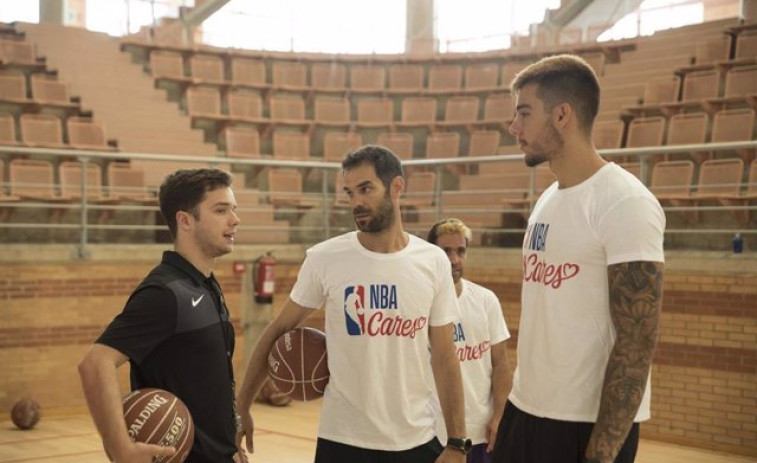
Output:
[{"xmin": 254, "ymin": 252, "xmax": 275, "ymax": 303}]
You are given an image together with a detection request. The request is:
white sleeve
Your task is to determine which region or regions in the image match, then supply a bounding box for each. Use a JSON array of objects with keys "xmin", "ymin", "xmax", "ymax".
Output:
[
  {"xmin": 485, "ymin": 290, "xmax": 510, "ymax": 344},
  {"xmin": 429, "ymin": 256, "xmax": 460, "ymax": 327},
  {"xmin": 289, "ymin": 252, "xmax": 325, "ymax": 310},
  {"xmin": 597, "ymin": 195, "xmax": 666, "ymax": 265}
]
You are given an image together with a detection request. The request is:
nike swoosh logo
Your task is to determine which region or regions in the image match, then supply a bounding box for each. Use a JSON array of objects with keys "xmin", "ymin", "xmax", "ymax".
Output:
[{"xmin": 192, "ymin": 295, "xmax": 204, "ymax": 307}]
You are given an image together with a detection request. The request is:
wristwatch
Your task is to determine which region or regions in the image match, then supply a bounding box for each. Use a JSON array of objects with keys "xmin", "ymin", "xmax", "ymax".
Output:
[{"xmin": 446, "ymin": 437, "xmax": 473, "ymax": 455}]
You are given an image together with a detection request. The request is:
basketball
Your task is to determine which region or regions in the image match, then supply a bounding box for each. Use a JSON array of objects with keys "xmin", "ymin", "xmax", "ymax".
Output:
[
  {"xmin": 11, "ymin": 398, "xmax": 41, "ymax": 430},
  {"xmin": 122, "ymin": 388, "xmax": 194, "ymax": 463},
  {"xmin": 267, "ymin": 327, "xmax": 329, "ymax": 401}
]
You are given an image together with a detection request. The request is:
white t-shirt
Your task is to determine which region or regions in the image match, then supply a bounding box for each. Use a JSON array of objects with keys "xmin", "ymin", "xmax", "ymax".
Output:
[
  {"xmin": 434, "ymin": 279, "xmax": 510, "ymax": 445},
  {"xmin": 290, "ymin": 231, "xmax": 460, "ymax": 450},
  {"xmin": 510, "ymin": 162, "xmax": 665, "ymax": 423}
]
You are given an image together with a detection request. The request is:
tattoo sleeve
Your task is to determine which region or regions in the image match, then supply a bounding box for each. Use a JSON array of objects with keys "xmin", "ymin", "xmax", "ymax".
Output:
[{"xmin": 584, "ymin": 261, "xmax": 664, "ymax": 463}]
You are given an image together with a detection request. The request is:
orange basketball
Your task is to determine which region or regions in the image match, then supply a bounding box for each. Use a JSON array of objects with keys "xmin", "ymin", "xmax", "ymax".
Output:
[
  {"xmin": 122, "ymin": 388, "xmax": 194, "ymax": 462},
  {"xmin": 11, "ymin": 398, "xmax": 41, "ymax": 430},
  {"xmin": 267, "ymin": 327, "xmax": 329, "ymax": 401}
]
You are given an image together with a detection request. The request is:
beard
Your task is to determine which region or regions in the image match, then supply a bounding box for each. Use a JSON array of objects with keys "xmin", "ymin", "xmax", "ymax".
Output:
[
  {"xmin": 353, "ymin": 193, "xmax": 394, "ymax": 233},
  {"xmin": 523, "ymin": 121, "xmax": 564, "ymax": 167}
]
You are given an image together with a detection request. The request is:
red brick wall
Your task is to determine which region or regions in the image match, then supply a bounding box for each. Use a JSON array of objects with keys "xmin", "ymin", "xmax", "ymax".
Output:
[{"xmin": 0, "ymin": 251, "xmax": 754, "ymax": 457}]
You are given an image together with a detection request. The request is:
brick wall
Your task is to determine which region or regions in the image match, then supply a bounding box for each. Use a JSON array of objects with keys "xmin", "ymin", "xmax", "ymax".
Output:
[{"xmin": 0, "ymin": 246, "xmax": 754, "ymax": 457}]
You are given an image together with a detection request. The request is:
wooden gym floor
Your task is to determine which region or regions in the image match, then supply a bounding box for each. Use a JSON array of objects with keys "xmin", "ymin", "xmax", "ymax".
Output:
[{"xmin": 0, "ymin": 400, "xmax": 753, "ymax": 462}]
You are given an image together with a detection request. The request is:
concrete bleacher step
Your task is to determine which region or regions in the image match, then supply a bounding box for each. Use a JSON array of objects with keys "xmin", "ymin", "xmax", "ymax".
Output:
[{"xmin": 16, "ymin": 21, "xmax": 216, "ymax": 157}]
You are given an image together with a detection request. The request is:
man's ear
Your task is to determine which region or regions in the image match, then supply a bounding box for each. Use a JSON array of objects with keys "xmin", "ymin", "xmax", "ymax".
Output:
[
  {"xmin": 553, "ymin": 102, "xmax": 572, "ymax": 129},
  {"xmin": 391, "ymin": 176, "xmax": 405, "ymax": 200},
  {"xmin": 176, "ymin": 210, "xmax": 193, "ymax": 233}
]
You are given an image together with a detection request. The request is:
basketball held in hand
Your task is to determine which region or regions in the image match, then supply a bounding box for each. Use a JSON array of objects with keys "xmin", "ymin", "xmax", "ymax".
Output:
[
  {"xmin": 11, "ymin": 398, "xmax": 41, "ymax": 430},
  {"xmin": 122, "ymin": 388, "xmax": 194, "ymax": 463},
  {"xmin": 267, "ymin": 327, "xmax": 329, "ymax": 401}
]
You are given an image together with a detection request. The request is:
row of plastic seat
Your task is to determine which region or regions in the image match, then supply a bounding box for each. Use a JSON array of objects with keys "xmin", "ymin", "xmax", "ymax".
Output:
[
  {"xmin": 0, "ymin": 37, "xmax": 40, "ymax": 67},
  {"xmin": 0, "ymin": 71, "xmax": 78, "ymax": 110},
  {"xmin": 681, "ymin": 28, "xmax": 757, "ymax": 70},
  {"xmin": 150, "ymin": 50, "xmax": 606, "ymax": 95},
  {"xmin": 0, "ymin": 113, "xmax": 115, "ymax": 150},
  {"xmin": 223, "ymin": 128, "xmax": 502, "ymax": 162},
  {"xmin": 594, "ymin": 109, "xmax": 756, "ymax": 153},
  {"xmin": 621, "ymin": 65, "xmax": 757, "ymax": 117},
  {"xmin": 187, "ymin": 87, "xmax": 512, "ymax": 130}
]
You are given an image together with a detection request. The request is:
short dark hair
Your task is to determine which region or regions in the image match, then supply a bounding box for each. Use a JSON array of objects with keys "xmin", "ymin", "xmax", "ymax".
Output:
[
  {"xmin": 158, "ymin": 168, "xmax": 233, "ymax": 239},
  {"xmin": 427, "ymin": 218, "xmax": 472, "ymax": 246},
  {"xmin": 510, "ymin": 54, "xmax": 600, "ymax": 137},
  {"xmin": 341, "ymin": 145, "xmax": 404, "ymax": 189}
]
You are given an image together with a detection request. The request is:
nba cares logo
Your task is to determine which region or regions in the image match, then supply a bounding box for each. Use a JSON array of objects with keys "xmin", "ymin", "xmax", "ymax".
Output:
[{"xmin": 344, "ymin": 285, "xmax": 366, "ymax": 335}]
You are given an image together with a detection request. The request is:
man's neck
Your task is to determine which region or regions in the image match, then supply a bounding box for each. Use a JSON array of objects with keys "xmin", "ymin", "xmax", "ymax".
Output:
[
  {"xmin": 174, "ymin": 242, "xmax": 215, "ymax": 277},
  {"xmin": 357, "ymin": 222, "xmax": 408, "ymax": 253},
  {"xmin": 550, "ymin": 139, "xmax": 607, "ymax": 189},
  {"xmin": 454, "ymin": 279, "xmax": 463, "ymax": 297}
]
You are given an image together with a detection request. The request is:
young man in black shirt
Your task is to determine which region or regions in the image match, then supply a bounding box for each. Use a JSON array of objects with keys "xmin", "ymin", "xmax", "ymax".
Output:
[{"xmin": 78, "ymin": 168, "xmax": 245, "ymax": 463}]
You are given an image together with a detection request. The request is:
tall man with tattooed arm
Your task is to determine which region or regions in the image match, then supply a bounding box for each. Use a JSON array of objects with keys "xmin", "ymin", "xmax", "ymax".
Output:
[{"xmin": 490, "ymin": 54, "xmax": 665, "ymax": 463}]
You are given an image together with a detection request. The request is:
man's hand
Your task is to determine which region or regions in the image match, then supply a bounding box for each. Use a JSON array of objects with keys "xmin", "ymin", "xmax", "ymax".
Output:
[
  {"xmin": 485, "ymin": 411, "xmax": 502, "ymax": 452},
  {"xmin": 109, "ymin": 441, "xmax": 175, "ymax": 463},
  {"xmin": 235, "ymin": 408, "xmax": 255, "ymax": 457},
  {"xmin": 435, "ymin": 447, "xmax": 466, "ymax": 463}
]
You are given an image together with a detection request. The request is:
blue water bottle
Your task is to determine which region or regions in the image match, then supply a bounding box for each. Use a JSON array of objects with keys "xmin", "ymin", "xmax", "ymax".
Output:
[{"xmin": 732, "ymin": 233, "xmax": 744, "ymax": 254}]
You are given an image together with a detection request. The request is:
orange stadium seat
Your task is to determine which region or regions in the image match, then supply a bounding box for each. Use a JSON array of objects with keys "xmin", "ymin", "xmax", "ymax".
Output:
[
  {"xmin": 376, "ymin": 132, "xmax": 414, "ymax": 160},
  {"xmin": 227, "ymin": 91, "xmax": 267, "ymax": 124},
  {"xmin": 9, "ymin": 158, "xmax": 61, "ymax": 200},
  {"xmin": 30, "ymin": 73, "xmax": 74, "ymax": 107},
  {"xmin": 230, "ymin": 57, "xmax": 269, "ymax": 89},
  {"xmin": 19, "ymin": 113, "xmax": 64, "ymax": 148},
  {"xmin": 58, "ymin": 161, "xmax": 107, "ymax": 201},
  {"xmin": 149, "ymin": 50, "xmax": 186, "ymax": 81},
  {"xmin": 224, "ymin": 126, "xmax": 262, "ymax": 159},
  {"xmin": 625, "ymin": 76, "xmax": 680, "ymax": 116},
  {"xmin": 0, "ymin": 71, "xmax": 28, "ymax": 104},
  {"xmin": 500, "ymin": 61, "xmax": 528, "ymax": 88},
  {"xmin": 465, "ymin": 63, "xmax": 499, "ymax": 92},
  {"xmin": 695, "ymin": 36, "xmax": 731, "ymax": 65},
  {"xmin": 323, "ymin": 131, "xmax": 362, "ymax": 162},
  {"xmin": 649, "ymin": 160, "xmax": 695, "ymax": 204},
  {"xmin": 0, "ymin": 112, "xmax": 17, "ymax": 144},
  {"xmin": 272, "ymin": 61, "xmax": 308, "ymax": 91},
  {"xmin": 439, "ymin": 96, "xmax": 479, "ymax": 127},
  {"xmin": 667, "ymin": 112, "xmax": 709, "ymax": 161},
  {"xmin": 266, "ymin": 168, "xmax": 320, "ymax": 208},
  {"xmin": 311, "ymin": 62, "xmax": 347, "ymax": 92},
  {"xmin": 270, "ymin": 94, "xmax": 311, "ymax": 129},
  {"xmin": 350, "ymin": 65, "xmax": 385, "ymax": 93},
  {"xmin": 396, "ymin": 97, "xmax": 437, "ymax": 129},
  {"xmin": 67, "ymin": 117, "xmax": 114, "ymax": 150},
  {"xmin": 425, "ymin": 131, "xmax": 464, "ymax": 175},
  {"xmin": 0, "ymin": 38, "xmax": 37, "ymax": 65},
  {"xmin": 402, "ymin": 171, "xmax": 436, "ymax": 207},
  {"xmin": 734, "ymin": 29, "xmax": 757, "ymax": 61},
  {"xmin": 593, "ymin": 120, "xmax": 625, "ymax": 150},
  {"xmin": 107, "ymin": 163, "xmax": 156, "ymax": 203},
  {"xmin": 272, "ymin": 130, "xmax": 311, "ymax": 161},
  {"xmin": 313, "ymin": 96, "xmax": 351, "ymax": 128},
  {"xmin": 189, "ymin": 54, "xmax": 225, "ymax": 84},
  {"xmin": 388, "ymin": 64, "xmax": 424, "ymax": 94},
  {"xmin": 356, "ymin": 98, "xmax": 393, "ymax": 128},
  {"xmin": 427, "ymin": 65, "xmax": 462, "ymax": 93},
  {"xmin": 661, "ymin": 70, "xmax": 719, "ymax": 114},
  {"xmin": 482, "ymin": 93, "xmax": 513, "ymax": 127},
  {"xmin": 185, "ymin": 86, "xmax": 223, "ymax": 118}
]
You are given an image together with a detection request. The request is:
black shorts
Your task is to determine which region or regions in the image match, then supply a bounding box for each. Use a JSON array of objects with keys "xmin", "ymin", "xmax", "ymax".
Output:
[
  {"xmin": 491, "ymin": 401, "xmax": 640, "ymax": 463},
  {"xmin": 314, "ymin": 437, "xmax": 443, "ymax": 463}
]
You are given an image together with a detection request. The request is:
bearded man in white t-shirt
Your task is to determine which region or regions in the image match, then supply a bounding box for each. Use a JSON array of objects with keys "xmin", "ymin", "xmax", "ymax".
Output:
[
  {"xmin": 427, "ymin": 218, "xmax": 512, "ymax": 463},
  {"xmin": 236, "ymin": 145, "xmax": 471, "ymax": 463},
  {"xmin": 490, "ymin": 54, "xmax": 666, "ymax": 463}
]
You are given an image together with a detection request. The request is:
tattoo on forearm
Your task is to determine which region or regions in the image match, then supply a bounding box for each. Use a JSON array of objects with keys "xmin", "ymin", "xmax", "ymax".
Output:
[{"xmin": 586, "ymin": 261, "xmax": 663, "ymax": 462}]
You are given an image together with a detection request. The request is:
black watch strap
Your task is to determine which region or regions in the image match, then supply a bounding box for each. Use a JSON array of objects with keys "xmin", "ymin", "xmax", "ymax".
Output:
[{"xmin": 446, "ymin": 437, "xmax": 472, "ymax": 455}]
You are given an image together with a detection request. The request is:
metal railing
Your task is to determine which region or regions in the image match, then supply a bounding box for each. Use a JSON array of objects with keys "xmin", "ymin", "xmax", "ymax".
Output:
[{"xmin": 1, "ymin": 140, "xmax": 756, "ymax": 258}]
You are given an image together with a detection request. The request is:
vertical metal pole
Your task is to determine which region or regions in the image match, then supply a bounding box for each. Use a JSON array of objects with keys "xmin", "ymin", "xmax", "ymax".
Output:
[
  {"xmin": 78, "ymin": 157, "xmax": 90, "ymax": 259},
  {"xmin": 322, "ymin": 168, "xmax": 330, "ymax": 239}
]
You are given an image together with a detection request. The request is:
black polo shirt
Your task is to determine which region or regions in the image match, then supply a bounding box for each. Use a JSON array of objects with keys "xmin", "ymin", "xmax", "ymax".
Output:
[{"xmin": 98, "ymin": 251, "xmax": 237, "ymax": 463}]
